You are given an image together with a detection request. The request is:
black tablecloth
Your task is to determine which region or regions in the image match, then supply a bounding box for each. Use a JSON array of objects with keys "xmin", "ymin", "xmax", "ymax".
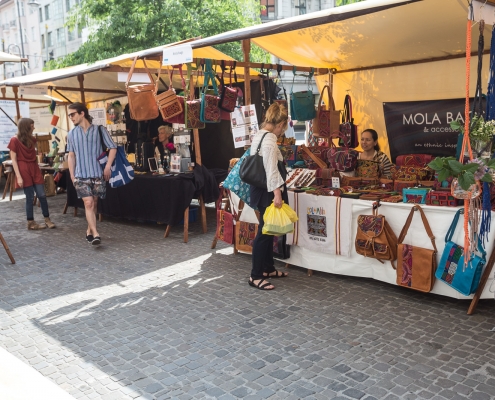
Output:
[{"xmin": 66, "ymin": 168, "xmax": 226, "ymax": 226}]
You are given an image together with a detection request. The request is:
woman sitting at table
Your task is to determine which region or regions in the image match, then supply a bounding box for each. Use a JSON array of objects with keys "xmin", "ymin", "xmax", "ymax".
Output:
[
  {"xmin": 153, "ymin": 125, "xmax": 176, "ymax": 168},
  {"xmin": 7, "ymin": 118, "xmax": 56, "ymax": 230},
  {"xmin": 356, "ymin": 128, "xmax": 393, "ymax": 179}
]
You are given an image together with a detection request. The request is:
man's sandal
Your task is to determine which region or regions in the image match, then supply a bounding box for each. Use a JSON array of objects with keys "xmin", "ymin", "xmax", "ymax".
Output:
[
  {"xmin": 249, "ymin": 278, "xmax": 275, "ymax": 290},
  {"xmin": 263, "ymin": 269, "xmax": 288, "ymax": 278}
]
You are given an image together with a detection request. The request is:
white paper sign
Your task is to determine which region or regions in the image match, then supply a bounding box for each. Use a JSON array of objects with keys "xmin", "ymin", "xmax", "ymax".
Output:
[
  {"xmin": 88, "ymin": 108, "xmax": 107, "ymax": 127},
  {"xmin": 230, "ymin": 104, "xmax": 259, "ymax": 148},
  {"xmin": 19, "ymin": 86, "xmax": 49, "ymax": 96},
  {"xmin": 30, "ymin": 108, "xmax": 54, "ymax": 133},
  {"xmin": 163, "ymin": 44, "xmax": 193, "ymax": 66},
  {"xmin": 0, "ymin": 100, "xmax": 30, "ymax": 151}
]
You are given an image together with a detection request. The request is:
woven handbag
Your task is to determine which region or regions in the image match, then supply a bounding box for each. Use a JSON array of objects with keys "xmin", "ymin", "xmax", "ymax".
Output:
[
  {"xmin": 185, "ymin": 65, "xmax": 205, "ymax": 129},
  {"xmin": 200, "ymin": 59, "xmax": 221, "ymax": 123},
  {"xmin": 219, "ymin": 61, "xmax": 238, "ymax": 112},
  {"xmin": 126, "ymin": 56, "xmax": 159, "ymax": 121},
  {"xmin": 326, "ymin": 131, "xmax": 359, "ymax": 172},
  {"xmin": 397, "ymin": 204, "xmax": 437, "ymax": 293},
  {"xmin": 339, "ymin": 94, "xmax": 359, "ymax": 147},
  {"xmin": 356, "ymin": 159, "xmax": 380, "ymax": 179},
  {"xmin": 313, "ymin": 85, "xmax": 340, "ymax": 138},
  {"xmin": 163, "ymin": 65, "xmax": 186, "ymax": 124}
]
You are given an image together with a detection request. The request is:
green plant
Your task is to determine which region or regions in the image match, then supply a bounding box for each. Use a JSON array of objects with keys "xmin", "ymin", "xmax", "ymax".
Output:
[
  {"xmin": 450, "ymin": 114, "xmax": 495, "ymax": 142},
  {"xmin": 428, "ymin": 156, "xmax": 495, "ymax": 190}
]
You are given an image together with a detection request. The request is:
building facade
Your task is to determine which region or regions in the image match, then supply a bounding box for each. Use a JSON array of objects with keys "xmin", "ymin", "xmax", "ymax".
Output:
[{"xmin": 0, "ymin": 0, "xmax": 84, "ymax": 79}]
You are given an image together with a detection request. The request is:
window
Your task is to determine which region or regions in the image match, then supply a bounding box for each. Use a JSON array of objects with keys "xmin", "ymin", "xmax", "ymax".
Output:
[
  {"xmin": 260, "ymin": 0, "xmax": 275, "ymax": 19},
  {"xmin": 65, "ymin": 0, "xmax": 70, "ymax": 11},
  {"xmin": 47, "ymin": 31, "xmax": 53, "ymax": 46},
  {"xmin": 39, "ymin": 8, "xmax": 43, "ymax": 22},
  {"xmin": 22, "ymin": 29, "xmax": 27, "ymax": 43},
  {"xmin": 68, "ymin": 27, "xmax": 75, "ymax": 41},
  {"xmin": 19, "ymin": 1, "xmax": 25, "ymax": 16},
  {"xmin": 44, "ymin": 4, "xmax": 50, "ymax": 20},
  {"xmin": 41, "ymin": 33, "xmax": 45, "ymax": 49},
  {"xmin": 56, "ymin": 28, "xmax": 65, "ymax": 45},
  {"xmin": 31, "ymin": 26, "xmax": 35, "ymax": 41}
]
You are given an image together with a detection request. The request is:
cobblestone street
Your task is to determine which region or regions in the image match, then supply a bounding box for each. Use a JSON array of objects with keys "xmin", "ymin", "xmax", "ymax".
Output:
[{"xmin": 1, "ymin": 187, "xmax": 495, "ymax": 400}]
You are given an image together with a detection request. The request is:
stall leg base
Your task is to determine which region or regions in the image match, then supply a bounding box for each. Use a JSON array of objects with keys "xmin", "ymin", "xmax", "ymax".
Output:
[
  {"xmin": 199, "ymin": 195, "xmax": 207, "ymax": 234},
  {"xmin": 164, "ymin": 225, "xmax": 171, "ymax": 238},
  {"xmin": 0, "ymin": 233, "xmax": 15, "ymax": 264},
  {"xmin": 62, "ymin": 202, "xmax": 68, "ymax": 214},
  {"xmin": 307, "ymin": 269, "xmax": 313, "ymax": 277},
  {"xmin": 183, "ymin": 207, "xmax": 189, "ymax": 243}
]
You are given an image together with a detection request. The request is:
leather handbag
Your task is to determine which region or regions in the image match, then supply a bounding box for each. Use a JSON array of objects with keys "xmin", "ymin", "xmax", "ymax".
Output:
[
  {"xmin": 289, "ymin": 67, "xmax": 316, "ymax": 121},
  {"xmin": 155, "ymin": 63, "xmax": 184, "ymax": 121},
  {"xmin": 396, "ymin": 204, "xmax": 437, "ymax": 292},
  {"xmin": 313, "ymin": 85, "xmax": 340, "ymax": 138},
  {"xmin": 239, "ymin": 132, "xmax": 270, "ymax": 189},
  {"xmin": 125, "ymin": 56, "xmax": 160, "ymax": 121},
  {"xmin": 355, "ymin": 204, "xmax": 398, "ymax": 266},
  {"xmin": 163, "ymin": 65, "xmax": 186, "ymax": 124},
  {"xmin": 185, "ymin": 65, "xmax": 205, "ymax": 129},
  {"xmin": 219, "ymin": 61, "xmax": 238, "ymax": 112},
  {"xmin": 200, "ymin": 59, "xmax": 221, "ymax": 123},
  {"xmin": 215, "ymin": 188, "xmax": 235, "ymax": 245},
  {"xmin": 339, "ymin": 94, "xmax": 359, "ymax": 147},
  {"xmin": 326, "ymin": 131, "xmax": 359, "ymax": 172},
  {"xmin": 435, "ymin": 209, "xmax": 485, "ymax": 295}
]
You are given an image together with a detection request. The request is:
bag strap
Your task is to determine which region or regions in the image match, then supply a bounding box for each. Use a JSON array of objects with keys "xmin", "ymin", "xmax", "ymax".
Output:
[
  {"xmin": 97, "ymin": 125, "xmax": 108, "ymax": 153},
  {"xmin": 397, "ymin": 204, "xmax": 437, "ymax": 253},
  {"xmin": 276, "ymin": 64, "xmax": 287, "ymax": 101},
  {"xmin": 202, "ymin": 59, "xmax": 218, "ymax": 95},
  {"xmin": 127, "ymin": 56, "xmax": 156, "ymax": 89},
  {"xmin": 318, "ymin": 85, "xmax": 335, "ymax": 113},
  {"xmin": 300, "ymin": 144, "xmax": 327, "ymax": 169},
  {"xmin": 255, "ymin": 131, "xmax": 270, "ymax": 155}
]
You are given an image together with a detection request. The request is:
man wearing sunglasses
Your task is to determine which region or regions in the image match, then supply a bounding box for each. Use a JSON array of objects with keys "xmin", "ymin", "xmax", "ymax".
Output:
[{"xmin": 67, "ymin": 102, "xmax": 117, "ymax": 245}]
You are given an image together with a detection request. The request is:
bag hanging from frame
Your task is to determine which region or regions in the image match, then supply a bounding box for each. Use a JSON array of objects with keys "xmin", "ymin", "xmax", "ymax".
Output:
[
  {"xmin": 185, "ymin": 64, "xmax": 205, "ymax": 130},
  {"xmin": 326, "ymin": 131, "xmax": 359, "ymax": 172},
  {"xmin": 155, "ymin": 62, "xmax": 183, "ymax": 121},
  {"xmin": 313, "ymin": 85, "xmax": 340, "ymax": 138},
  {"xmin": 219, "ymin": 61, "xmax": 238, "ymax": 112},
  {"xmin": 274, "ymin": 64, "xmax": 288, "ymax": 109},
  {"xmin": 125, "ymin": 56, "xmax": 160, "ymax": 121},
  {"xmin": 239, "ymin": 132, "xmax": 270, "ymax": 189},
  {"xmin": 163, "ymin": 64, "xmax": 186, "ymax": 124},
  {"xmin": 396, "ymin": 204, "xmax": 437, "ymax": 293},
  {"xmin": 435, "ymin": 209, "xmax": 485, "ymax": 296},
  {"xmin": 289, "ymin": 67, "xmax": 316, "ymax": 121},
  {"xmin": 339, "ymin": 94, "xmax": 358, "ymax": 147},
  {"xmin": 96, "ymin": 126, "xmax": 134, "ymax": 188},
  {"xmin": 200, "ymin": 59, "xmax": 221, "ymax": 123}
]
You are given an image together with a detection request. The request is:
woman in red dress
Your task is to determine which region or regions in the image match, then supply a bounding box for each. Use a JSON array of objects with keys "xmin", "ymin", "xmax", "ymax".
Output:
[{"xmin": 8, "ymin": 118, "xmax": 56, "ymax": 230}]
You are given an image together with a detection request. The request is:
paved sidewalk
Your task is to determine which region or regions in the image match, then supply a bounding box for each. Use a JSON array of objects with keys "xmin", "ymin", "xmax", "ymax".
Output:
[{"xmin": 1, "ymin": 186, "xmax": 495, "ymax": 400}]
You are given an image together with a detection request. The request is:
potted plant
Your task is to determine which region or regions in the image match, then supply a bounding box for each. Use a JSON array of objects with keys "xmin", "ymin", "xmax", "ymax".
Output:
[
  {"xmin": 428, "ymin": 156, "xmax": 495, "ymax": 199},
  {"xmin": 450, "ymin": 114, "xmax": 495, "ymax": 158}
]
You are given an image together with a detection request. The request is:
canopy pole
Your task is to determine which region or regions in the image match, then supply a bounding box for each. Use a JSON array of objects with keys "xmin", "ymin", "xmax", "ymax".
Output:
[
  {"xmin": 242, "ymin": 40, "xmax": 251, "ymax": 105},
  {"xmin": 65, "ymin": 104, "xmax": 70, "ymax": 133},
  {"xmin": 12, "ymin": 86, "xmax": 20, "ymax": 121},
  {"xmin": 193, "ymin": 129, "xmax": 201, "ymax": 166},
  {"xmin": 77, "ymin": 74, "xmax": 85, "ymax": 104},
  {"xmin": 1, "ymin": 87, "xmax": 6, "ymax": 98}
]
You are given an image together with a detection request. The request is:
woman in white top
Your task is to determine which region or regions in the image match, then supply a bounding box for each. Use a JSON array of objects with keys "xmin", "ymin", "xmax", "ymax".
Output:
[{"xmin": 249, "ymin": 103, "xmax": 289, "ymax": 291}]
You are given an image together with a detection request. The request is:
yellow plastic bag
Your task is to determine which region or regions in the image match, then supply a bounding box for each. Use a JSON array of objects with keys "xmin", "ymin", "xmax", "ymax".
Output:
[{"xmin": 262, "ymin": 202, "xmax": 298, "ymax": 236}]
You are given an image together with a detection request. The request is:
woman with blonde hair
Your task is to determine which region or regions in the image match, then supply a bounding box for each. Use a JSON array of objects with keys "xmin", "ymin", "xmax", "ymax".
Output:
[
  {"xmin": 154, "ymin": 124, "xmax": 176, "ymax": 167},
  {"xmin": 248, "ymin": 103, "xmax": 289, "ymax": 290},
  {"xmin": 8, "ymin": 118, "xmax": 56, "ymax": 230}
]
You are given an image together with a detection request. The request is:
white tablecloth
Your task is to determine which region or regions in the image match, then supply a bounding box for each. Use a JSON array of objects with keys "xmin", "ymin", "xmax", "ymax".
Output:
[{"xmin": 286, "ymin": 196, "xmax": 495, "ymax": 300}]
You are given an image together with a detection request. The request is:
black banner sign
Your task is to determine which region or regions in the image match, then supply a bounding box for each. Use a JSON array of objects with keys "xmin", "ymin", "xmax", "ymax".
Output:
[{"xmin": 383, "ymin": 99, "xmax": 474, "ymax": 162}]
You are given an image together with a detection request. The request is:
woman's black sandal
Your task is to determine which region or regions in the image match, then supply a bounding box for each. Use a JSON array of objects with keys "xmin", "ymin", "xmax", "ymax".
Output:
[
  {"xmin": 263, "ymin": 269, "xmax": 288, "ymax": 278},
  {"xmin": 249, "ymin": 278, "xmax": 274, "ymax": 290}
]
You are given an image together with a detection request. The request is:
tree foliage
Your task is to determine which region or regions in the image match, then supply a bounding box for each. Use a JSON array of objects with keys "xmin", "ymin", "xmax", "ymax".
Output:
[
  {"xmin": 335, "ymin": 0, "xmax": 364, "ymax": 5},
  {"xmin": 46, "ymin": 0, "xmax": 268, "ymax": 69}
]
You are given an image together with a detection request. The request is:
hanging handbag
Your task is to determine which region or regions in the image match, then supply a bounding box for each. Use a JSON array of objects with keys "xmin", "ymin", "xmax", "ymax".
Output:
[
  {"xmin": 326, "ymin": 131, "xmax": 359, "ymax": 172},
  {"xmin": 163, "ymin": 64, "xmax": 186, "ymax": 124},
  {"xmin": 339, "ymin": 94, "xmax": 358, "ymax": 147},
  {"xmin": 274, "ymin": 64, "xmax": 288, "ymax": 109},
  {"xmin": 355, "ymin": 204, "xmax": 398, "ymax": 266},
  {"xmin": 125, "ymin": 56, "xmax": 159, "ymax": 121},
  {"xmin": 185, "ymin": 64, "xmax": 205, "ymax": 130},
  {"xmin": 313, "ymin": 85, "xmax": 340, "ymax": 138},
  {"xmin": 396, "ymin": 204, "xmax": 437, "ymax": 292},
  {"xmin": 239, "ymin": 132, "xmax": 270, "ymax": 189},
  {"xmin": 200, "ymin": 59, "xmax": 221, "ymax": 123},
  {"xmin": 289, "ymin": 67, "xmax": 316, "ymax": 121},
  {"xmin": 435, "ymin": 209, "xmax": 486, "ymax": 295},
  {"xmin": 155, "ymin": 62, "xmax": 184, "ymax": 121},
  {"xmin": 219, "ymin": 61, "xmax": 238, "ymax": 112}
]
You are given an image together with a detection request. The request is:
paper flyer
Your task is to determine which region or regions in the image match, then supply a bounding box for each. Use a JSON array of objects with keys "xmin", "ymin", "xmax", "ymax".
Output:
[
  {"xmin": 0, "ymin": 100, "xmax": 30, "ymax": 151},
  {"xmin": 230, "ymin": 104, "xmax": 259, "ymax": 148}
]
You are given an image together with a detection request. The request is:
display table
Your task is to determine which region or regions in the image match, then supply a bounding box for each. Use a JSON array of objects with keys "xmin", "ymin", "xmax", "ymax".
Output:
[
  {"xmin": 286, "ymin": 193, "xmax": 495, "ymax": 300},
  {"xmin": 64, "ymin": 172, "xmax": 207, "ymax": 243}
]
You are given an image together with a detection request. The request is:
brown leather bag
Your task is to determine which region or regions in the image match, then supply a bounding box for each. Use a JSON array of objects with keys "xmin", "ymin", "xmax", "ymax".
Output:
[
  {"xmin": 355, "ymin": 204, "xmax": 398, "ymax": 267},
  {"xmin": 396, "ymin": 204, "xmax": 437, "ymax": 292},
  {"xmin": 156, "ymin": 65, "xmax": 183, "ymax": 120},
  {"xmin": 313, "ymin": 85, "xmax": 340, "ymax": 138},
  {"xmin": 125, "ymin": 56, "xmax": 159, "ymax": 121}
]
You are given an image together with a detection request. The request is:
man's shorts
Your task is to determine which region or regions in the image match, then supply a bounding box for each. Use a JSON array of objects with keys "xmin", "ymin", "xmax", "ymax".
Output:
[{"xmin": 74, "ymin": 178, "xmax": 107, "ymax": 199}]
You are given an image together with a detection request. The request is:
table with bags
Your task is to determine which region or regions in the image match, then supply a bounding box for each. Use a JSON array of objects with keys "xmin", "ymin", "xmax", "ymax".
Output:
[{"xmin": 284, "ymin": 192, "xmax": 495, "ymax": 300}]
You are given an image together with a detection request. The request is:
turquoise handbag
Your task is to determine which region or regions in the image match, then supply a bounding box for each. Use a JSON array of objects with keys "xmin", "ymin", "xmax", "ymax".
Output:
[
  {"xmin": 289, "ymin": 67, "xmax": 316, "ymax": 121},
  {"xmin": 435, "ymin": 209, "xmax": 486, "ymax": 296},
  {"xmin": 222, "ymin": 149, "xmax": 252, "ymax": 208}
]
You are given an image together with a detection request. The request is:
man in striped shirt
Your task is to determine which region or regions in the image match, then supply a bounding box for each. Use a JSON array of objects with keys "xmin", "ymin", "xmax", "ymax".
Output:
[{"xmin": 67, "ymin": 102, "xmax": 117, "ymax": 245}]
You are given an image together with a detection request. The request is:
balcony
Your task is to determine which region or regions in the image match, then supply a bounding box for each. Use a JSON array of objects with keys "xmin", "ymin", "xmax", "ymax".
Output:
[
  {"xmin": 2, "ymin": 24, "xmax": 10, "ymax": 30},
  {"xmin": 9, "ymin": 20, "xmax": 17, "ymax": 28}
]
